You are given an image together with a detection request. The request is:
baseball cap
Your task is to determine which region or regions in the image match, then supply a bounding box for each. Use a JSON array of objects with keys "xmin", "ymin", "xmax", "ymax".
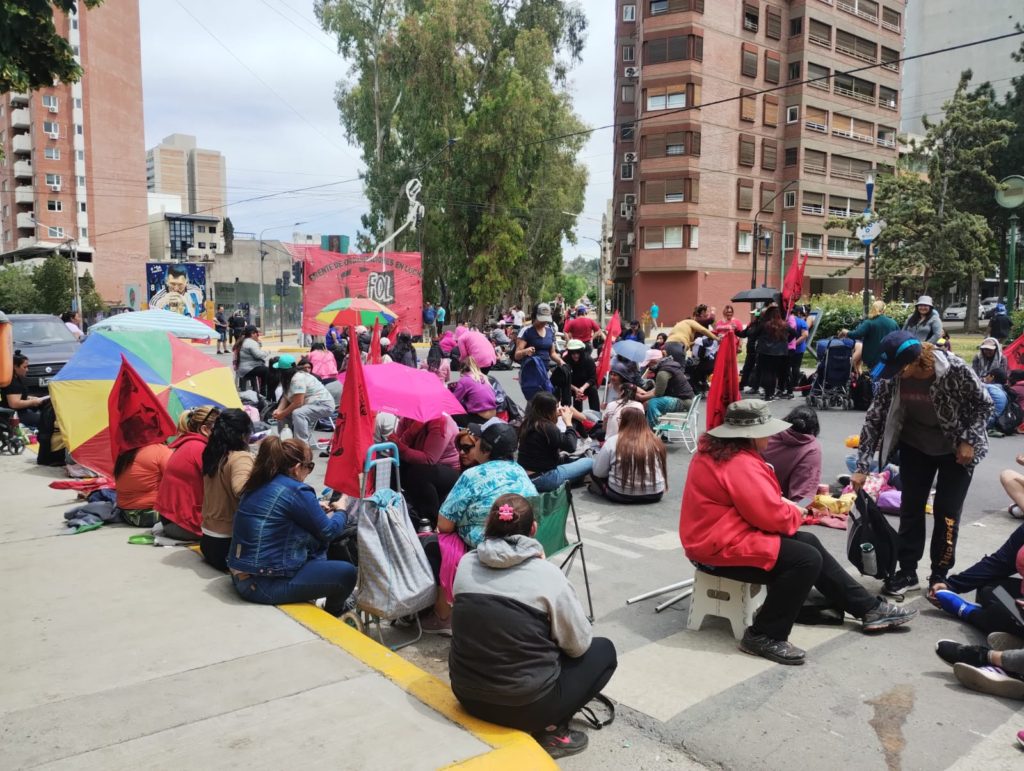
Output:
[
  {"xmin": 534, "ymin": 303, "xmax": 553, "ymax": 323},
  {"xmin": 273, "ymin": 353, "xmax": 297, "ymax": 369},
  {"xmin": 979, "ymin": 337, "xmax": 999, "ymax": 350},
  {"xmin": 469, "ymin": 418, "xmax": 518, "ymax": 459},
  {"xmin": 566, "ymin": 339, "xmax": 585, "ymax": 351},
  {"xmin": 871, "ymin": 331, "xmax": 922, "ymax": 380},
  {"xmin": 380, "ymin": 336, "xmax": 391, "ymax": 347}
]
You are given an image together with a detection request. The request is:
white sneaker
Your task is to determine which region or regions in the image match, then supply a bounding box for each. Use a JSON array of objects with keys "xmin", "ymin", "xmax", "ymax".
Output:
[
  {"xmin": 953, "ymin": 663, "xmax": 1024, "ymax": 699},
  {"xmin": 987, "ymin": 631, "xmax": 1024, "ymax": 651}
]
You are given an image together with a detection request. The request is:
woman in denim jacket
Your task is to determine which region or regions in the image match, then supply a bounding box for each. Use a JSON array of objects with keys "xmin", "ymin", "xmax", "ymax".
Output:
[{"xmin": 229, "ymin": 437, "xmax": 356, "ymax": 615}]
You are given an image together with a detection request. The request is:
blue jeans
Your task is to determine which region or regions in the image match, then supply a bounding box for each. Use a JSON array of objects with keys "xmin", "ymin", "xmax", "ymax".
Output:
[
  {"xmin": 232, "ymin": 559, "xmax": 357, "ymax": 616},
  {"xmin": 532, "ymin": 457, "xmax": 594, "ymax": 493},
  {"xmin": 646, "ymin": 396, "xmax": 692, "ymax": 429}
]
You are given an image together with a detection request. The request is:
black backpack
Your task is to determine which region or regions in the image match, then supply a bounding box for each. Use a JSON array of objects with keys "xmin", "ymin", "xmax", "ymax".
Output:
[
  {"xmin": 994, "ymin": 387, "xmax": 1023, "ymax": 436},
  {"xmin": 847, "ymin": 490, "xmax": 899, "ymax": 579},
  {"xmin": 851, "ymin": 373, "xmax": 873, "ymax": 410}
]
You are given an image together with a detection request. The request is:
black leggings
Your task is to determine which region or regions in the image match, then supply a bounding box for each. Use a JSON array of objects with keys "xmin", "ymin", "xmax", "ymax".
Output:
[
  {"xmin": 240, "ymin": 366, "xmax": 277, "ymax": 400},
  {"xmin": 964, "ymin": 580, "xmax": 1024, "ymax": 635},
  {"xmin": 200, "ymin": 534, "xmax": 231, "ymax": 571},
  {"xmin": 758, "ymin": 354, "xmax": 789, "ymax": 399},
  {"xmin": 590, "ymin": 477, "xmax": 663, "ymax": 505},
  {"xmin": 159, "ymin": 515, "xmax": 200, "ymax": 542},
  {"xmin": 896, "ymin": 442, "xmax": 974, "ymax": 577},
  {"xmin": 455, "ymin": 637, "xmax": 618, "ymax": 733},
  {"xmin": 402, "ymin": 463, "xmax": 460, "ymax": 527},
  {"xmin": 786, "ymin": 350, "xmax": 804, "ymax": 394},
  {"xmin": 709, "ymin": 530, "xmax": 877, "ymax": 641}
]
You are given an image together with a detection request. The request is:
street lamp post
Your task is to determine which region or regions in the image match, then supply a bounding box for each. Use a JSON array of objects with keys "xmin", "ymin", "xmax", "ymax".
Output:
[
  {"xmin": 1010, "ymin": 214, "xmax": 1020, "ymax": 311},
  {"xmin": 579, "ymin": 235, "xmax": 611, "ymax": 326},
  {"xmin": 761, "ymin": 230, "xmax": 772, "ymax": 287},
  {"xmin": 752, "ymin": 179, "xmax": 798, "ymax": 288},
  {"xmin": 258, "ymin": 221, "xmax": 306, "ymax": 332},
  {"xmin": 863, "ymin": 173, "xmax": 876, "ymax": 318}
]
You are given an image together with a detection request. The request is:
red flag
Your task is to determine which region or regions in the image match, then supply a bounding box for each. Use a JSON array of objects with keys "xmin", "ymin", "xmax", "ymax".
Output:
[
  {"xmin": 325, "ymin": 326, "xmax": 376, "ymax": 497},
  {"xmin": 706, "ymin": 330, "xmax": 741, "ymax": 430},
  {"xmin": 782, "ymin": 252, "xmax": 810, "ymax": 315},
  {"xmin": 369, "ymin": 319, "xmax": 382, "ymax": 364},
  {"xmin": 595, "ymin": 312, "xmax": 622, "ymax": 386},
  {"xmin": 107, "ymin": 355, "xmax": 175, "ymax": 465},
  {"xmin": 1004, "ymin": 332, "xmax": 1024, "ymax": 370}
]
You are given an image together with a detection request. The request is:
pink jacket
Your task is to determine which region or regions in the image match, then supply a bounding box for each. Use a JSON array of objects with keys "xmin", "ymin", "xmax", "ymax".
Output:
[
  {"xmin": 308, "ymin": 349, "xmax": 339, "ymax": 381},
  {"xmin": 394, "ymin": 416, "xmax": 461, "ymax": 469},
  {"xmin": 761, "ymin": 428, "xmax": 822, "ymax": 501},
  {"xmin": 457, "ymin": 330, "xmax": 497, "ymax": 368}
]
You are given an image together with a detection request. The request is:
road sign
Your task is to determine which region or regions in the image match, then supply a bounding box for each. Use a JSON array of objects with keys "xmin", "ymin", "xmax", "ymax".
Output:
[
  {"xmin": 856, "ymin": 217, "xmax": 885, "ymax": 245},
  {"xmin": 995, "ymin": 175, "xmax": 1024, "ymax": 210}
]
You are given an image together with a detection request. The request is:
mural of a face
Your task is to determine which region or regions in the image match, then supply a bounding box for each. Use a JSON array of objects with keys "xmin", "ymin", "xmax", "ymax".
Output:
[{"xmin": 166, "ymin": 273, "xmax": 188, "ymax": 295}]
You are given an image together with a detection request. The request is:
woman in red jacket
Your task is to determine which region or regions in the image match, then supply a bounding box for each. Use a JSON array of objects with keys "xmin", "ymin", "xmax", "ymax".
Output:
[
  {"xmin": 156, "ymin": 406, "xmax": 220, "ymax": 541},
  {"xmin": 679, "ymin": 399, "xmax": 916, "ymax": 666}
]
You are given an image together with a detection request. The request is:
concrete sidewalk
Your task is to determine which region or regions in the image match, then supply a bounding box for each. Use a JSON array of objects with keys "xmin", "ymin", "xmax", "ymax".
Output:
[{"xmin": 0, "ymin": 454, "xmax": 552, "ymax": 770}]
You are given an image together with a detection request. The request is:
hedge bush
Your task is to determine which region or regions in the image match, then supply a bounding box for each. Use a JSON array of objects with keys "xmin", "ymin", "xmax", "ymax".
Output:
[
  {"xmin": 1012, "ymin": 308, "xmax": 1024, "ymax": 340},
  {"xmin": 805, "ymin": 293, "xmax": 911, "ymax": 340}
]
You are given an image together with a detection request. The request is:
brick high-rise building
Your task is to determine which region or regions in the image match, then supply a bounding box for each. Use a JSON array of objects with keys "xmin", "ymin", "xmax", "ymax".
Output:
[
  {"xmin": 610, "ymin": 0, "xmax": 903, "ymax": 323},
  {"xmin": 0, "ymin": 0, "xmax": 148, "ymax": 305}
]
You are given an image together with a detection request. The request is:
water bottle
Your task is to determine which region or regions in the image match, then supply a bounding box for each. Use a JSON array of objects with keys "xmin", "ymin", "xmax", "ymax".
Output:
[{"xmin": 861, "ymin": 543, "xmax": 877, "ymax": 575}]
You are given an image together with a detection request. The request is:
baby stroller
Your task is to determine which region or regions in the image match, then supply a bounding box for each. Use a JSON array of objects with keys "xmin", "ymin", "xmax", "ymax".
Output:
[
  {"xmin": 807, "ymin": 338, "xmax": 854, "ymax": 410},
  {"xmin": 0, "ymin": 407, "xmax": 25, "ymax": 455}
]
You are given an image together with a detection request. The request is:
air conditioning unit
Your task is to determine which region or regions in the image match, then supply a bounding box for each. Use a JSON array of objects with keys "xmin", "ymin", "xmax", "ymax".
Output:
[
  {"xmin": 615, "ymin": 256, "xmax": 630, "ymax": 268},
  {"xmin": 626, "ymin": 233, "xmax": 635, "ymax": 245},
  {"xmin": 46, "ymin": 131, "xmax": 59, "ymax": 139},
  {"xmin": 619, "ymin": 203, "xmax": 635, "ymax": 219},
  {"xmin": 624, "ymin": 66, "xmax": 639, "ymax": 78},
  {"xmin": 48, "ymin": 105, "xmax": 58, "ymax": 114},
  {"xmin": 624, "ymin": 194, "xmax": 637, "ymax": 205},
  {"xmin": 623, "ymin": 152, "xmax": 638, "ymax": 164},
  {"xmin": 49, "ymin": 184, "xmax": 61, "ymax": 192}
]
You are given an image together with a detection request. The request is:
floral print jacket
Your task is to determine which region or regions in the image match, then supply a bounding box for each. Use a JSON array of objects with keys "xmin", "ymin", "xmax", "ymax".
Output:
[{"xmin": 856, "ymin": 351, "xmax": 992, "ymax": 473}]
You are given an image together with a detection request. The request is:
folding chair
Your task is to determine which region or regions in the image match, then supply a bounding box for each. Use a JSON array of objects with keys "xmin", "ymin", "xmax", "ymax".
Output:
[
  {"xmin": 529, "ymin": 484, "xmax": 594, "ymax": 621},
  {"xmin": 654, "ymin": 393, "xmax": 702, "ymax": 452}
]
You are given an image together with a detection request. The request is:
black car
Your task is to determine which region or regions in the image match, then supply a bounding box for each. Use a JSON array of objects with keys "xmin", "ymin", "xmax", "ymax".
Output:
[{"xmin": 8, "ymin": 314, "xmax": 81, "ymax": 393}]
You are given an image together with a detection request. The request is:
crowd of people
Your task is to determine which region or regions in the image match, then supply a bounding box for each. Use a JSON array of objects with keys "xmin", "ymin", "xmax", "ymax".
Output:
[{"xmin": 36, "ymin": 291, "xmax": 1024, "ymax": 759}]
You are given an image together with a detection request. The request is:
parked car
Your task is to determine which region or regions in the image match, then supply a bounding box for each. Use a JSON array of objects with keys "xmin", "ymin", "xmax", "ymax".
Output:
[
  {"xmin": 7, "ymin": 314, "xmax": 81, "ymax": 394},
  {"xmin": 942, "ymin": 303, "xmax": 967, "ymax": 321}
]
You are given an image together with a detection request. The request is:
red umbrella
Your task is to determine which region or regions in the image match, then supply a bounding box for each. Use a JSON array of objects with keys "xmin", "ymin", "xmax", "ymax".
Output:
[
  {"xmin": 707, "ymin": 330, "xmax": 741, "ymax": 430},
  {"xmin": 782, "ymin": 252, "xmax": 810, "ymax": 315},
  {"xmin": 107, "ymin": 355, "xmax": 176, "ymax": 470},
  {"xmin": 595, "ymin": 311, "xmax": 622, "ymax": 387},
  {"xmin": 325, "ymin": 328, "xmax": 376, "ymax": 498},
  {"xmin": 337, "ymin": 363, "xmax": 466, "ymax": 422},
  {"xmin": 369, "ymin": 319, "xmax": 382, "ymax": 364}
]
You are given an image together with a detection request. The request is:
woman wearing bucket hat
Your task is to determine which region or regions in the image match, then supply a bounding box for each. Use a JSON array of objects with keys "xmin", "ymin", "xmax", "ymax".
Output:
[
  {"xmin": 902, "ymin": 296, "xmax": 942, "ymax": 344},
  {"xmin": 852, "ymin": 331, "xmax": 993, "ymax": 599},
  {"xmin": 679, "ymin": 400, "xmax": 916, "ymax": 665}
]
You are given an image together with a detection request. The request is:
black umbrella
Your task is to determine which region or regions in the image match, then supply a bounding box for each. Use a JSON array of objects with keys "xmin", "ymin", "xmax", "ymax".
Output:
[{"xmin": 731, "ymin": 287, "xmax": 782, "ymax": 304}]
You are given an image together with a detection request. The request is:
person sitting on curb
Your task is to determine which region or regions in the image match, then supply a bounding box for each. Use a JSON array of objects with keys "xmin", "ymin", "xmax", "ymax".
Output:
[
  {"xmin": 449, "ymin": 493, "xmax": 617, "ymax": 760},
  {"xmin": 156, "ymin": 406, "xmax": 220, "ymax": 542},
  {"xmin": 934, "ymin": 632, "xmax": 1024, "ymax": 700},
  {"xmin": 589, "ymin": 407, "xmax": 666, "ymax": 504},
  {"xmin": 271, "ymin": 354, "xmax": 336, "ymax": 447},
  {"xmin": 229, "ymin": 437, "xmax": 356, "ymax": 616},
  {"xmin": 679, "ymin": 400, "xmax": 917, "ymax": 666},
  {"xmin": 517, "ymin": 392, "xmax": 593, "ymax": 493},
  {"xmin": 200, "ymin": 409, "xmax": 254, "ymax": 572}
]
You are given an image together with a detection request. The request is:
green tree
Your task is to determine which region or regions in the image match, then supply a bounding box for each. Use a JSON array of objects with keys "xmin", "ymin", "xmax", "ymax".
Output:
[
  {"xmin": 0, "ymin": 265, "xmax": 41, "ymax": 312},
  {"xmin": 827, "ymin": 74, "xmax": 1012, "ymax": 331},
  {"xmin": 222, "ymin": 216, "xmax": 234, "ymax": 254},
  {"xmin": 77, "ymin": 269, "xmax": 104, "ymax": 315},
  {"xmin": 0, "ymin": 1, "xmax": 103, "ymax": 93},
  {"xmin": 317, "ymin": 0, "xmax": 588, "ymax": 319},
  {"xmin": 32, "ymin": 252, "xmax": 73, "ymax": 314}
]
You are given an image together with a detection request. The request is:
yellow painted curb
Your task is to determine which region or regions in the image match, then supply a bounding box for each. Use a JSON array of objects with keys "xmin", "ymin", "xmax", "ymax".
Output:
[{"xmin": 280, "ymin": 603, "xmax": 557, "ymax": 770}]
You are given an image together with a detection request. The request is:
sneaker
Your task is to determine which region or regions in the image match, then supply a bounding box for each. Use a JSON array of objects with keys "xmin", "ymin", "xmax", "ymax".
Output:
[
  {"xmin": 739, "ymin": 629, "xmax": 806, "ymax": 665},
  {"xmin": 988, "ymin": 631, "xmax": 1024, "ymax": 651},
  {"xmin": 533, "ymin": 725, "xmax": 588, "ymax": 759},
  {"xmin": 953, "ymin": 663, "xmax": 1024, "ymax": 700},
  {"xmin": 933, "ymin": 590, "xmax": 981, "ymax": 619},
  {"xmin": 419, "ymin": 612, "xmax": 452, "ymax": 636},
  {"xmin": 934, "ymin": 639, "xmax": 990, "ymax": 668},
  {"xmin": 862, "ymin": 598, "xmax": 918, "ymax": 632},
  {"xmin": 882, "ymin": 571, "xmax": 920, "ymax": 600},
  {"xmin": 1009, "ymin": 504, "xmax": 1024, "ymax": 520}
]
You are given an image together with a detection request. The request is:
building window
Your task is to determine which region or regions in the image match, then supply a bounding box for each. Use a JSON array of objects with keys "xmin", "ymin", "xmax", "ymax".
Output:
[
  {"xmin": 740, "ymin": 90, "xmax": 756, "ymax": 122},
  {"xmin": 743, "ymin": 3, "xmax": 758, "ymax": 32},
  {"xmin": 198, "ymin": 242, "xmax": 207, "ymax": 249},
  {"xmin": 76, "ymin": 150, "xmax": 84, "ymax": 160},
  {"xmin": 649, "ymin": 0, "xmax": 705, "ymax": 14},
  {"xmin": 79, "ymin": 227, "xmax": 87, "ymax": 238},
  {"xmin": 197, "ymin": 225, "xmax": 206, "ymax": 233},
  {"xmin": 44, "ymin": 147, "xmax": 60, "ymax": 160},
  {"xmin": 209, "ymin": 225, "xmax": 217, "ymax": 234},
  {"xmin": 766, "ymin": 7, "xmax": 782, "ymax": 39},
  {"xmin": 169, "ymin": 219, "xmax": 196, "ymax": 260},
  {"xmin": 786, "ymin": 105, "xmax": 799, "ymax": 123},
  {"xmin": 666, "ymin": 132, "xmax": 686, "ymax": 155},
  {"xmin": 788, "ymin": 61, "xmax": 801, "ymax": 81},
  {"xmin": 881, "ymin": 47, "xmax": 899, "ymax": 72},
  {"xmin": 784, "ymin": 232, "xmax": 795, "ymax": 251},
  {"xmin": 761, "ymin": 140, "xmax": 778, "ymax": 170},
  {"xmin": 75, "ymin": 124, "xmax": 83, "ymax": 135},
  {"xmin": 47, "ymin": 200, "xmax": 62, "ymax": 212},
  {"xmin": 45, "ymin": 173, "xmax": 61, "ymax": 186},
  {"xmin": 623, "ymin": 4, "xmax": 636, "ymax": 21},
  {"xmin": 802, "ymin": 191, "xmax": 825, "ymax": 215},
  {"xmin": 42, "ymin": 120, "xmax": 59, "ymax": 136},
  {"xmin": 644, "ymin": 131, "xmax": 700, "ymax": 158},
  {"xmin": 664, "ymin": 226, "xmax": 683, "ymax": 248},
  {"xmin": 689, "ymin": 225, "xmax": 699, "ymax": 249},
  {"xmin": 644, "ymin": 226, "xmax": 664, "ymax": 249},
  {"xmin": 737, "ymin": 180, "xmax": 754, "ymax": 211},
  {"xmin": 646, "ymin": 86, "xmax": 686, "ymax": 111},
  {"xmin": 738, "ymin": 230, "xmax": 753, "ymax": 253},
  {"xmin": 621, "ymin": 84, "xmax": 635, "ymax": 103},
  {"xmin": 620, "ymin": 163, "xmax": 635, "ymax": 180},
  {"xmin": 783, "ymin": 190, "xmax": 797, "ymax": 209},
  {"xmin": 620, "ymin": 122, "xmax": 636, "ymax": 141},
  {"xmin": 882, "ymin": 6, "xmax": 901, "ymax": 32},
  {"xmin": 804, "ymin": 149, "xmax": 827, "ymax": 175},
  {"xmin": 764, "ymin": 52, "xmax": 780, "ymax": 84},
  {"xmin": 738, "ymin": 136, "xmax": 755, "ymax": 167},
  {"xmin": 785, "ymin": 147, "xmax": 798, "ymax": 167},
  {"xmin": 74, "ymin": 97, "xmax": 82, "ymax": 108},
  {"xmin": 645, "ymin": 34, "xmax": 703, "ymax": 64},
  {"xmin": 72, "ymin": 18, "xmax": 78, "ymax": 29},
  {"xmin": 77, "ymin": 175, "xmax": 85, "ymax": 186},
  {"xmin": 789, "ymin": 17, "xmax": 803, "ymax": 36},
  {"xmin": 741, "ymin": 47, "xmax": 758, "ymax": 78},
  {"xmin": 623, "ymin": 45, "xmax": 635, "ymax": 62},
  {"xmin": 800, "ymin": 234, "xmax": 822, "ymax": 254},
  {"xmin": 48, "ymin": 226, "xmax": 64, "ymax": 239},
  {"xmin": 79, "ymin": 202, "xmax": 87, "ymax": 213},
  {"xmin": 41, "ymin": 95, "xmax": 58, "ymax": 109},
  {"xmin": 761, "ymin": 185, "xmax": 777, "ymax": 213}
]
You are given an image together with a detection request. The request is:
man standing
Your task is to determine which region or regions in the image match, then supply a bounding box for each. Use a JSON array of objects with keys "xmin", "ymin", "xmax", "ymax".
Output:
[
  {"xmin": 989, "ymin": 303, "xmax": 1012, "ymax": 343},
  {"xmin": 214, "ymin": 305, "xmax": 229, "ymax": 354},
  {"xmin": 422, "ymin": 302, "xmax": 436, "ymax": 343},
  {"xmin": 435, "ymin": 302, "xmax": 447, "ymax": 337},
  {"xmin": 228, "ymin": 310, "xmax": 245, "ymax": 344},
  {"xmin": 564, "ymin": 310, "xmax": 602, "ymax": 354},
  {"xmin": 848, "ymin": 301, "xmax": 899, "ymax": 371}
]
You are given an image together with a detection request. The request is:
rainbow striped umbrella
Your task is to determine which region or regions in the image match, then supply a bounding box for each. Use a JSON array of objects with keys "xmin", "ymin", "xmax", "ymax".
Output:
[
  {"xmin": 315, "ymin": 298, "xmax": 397, "ymax": 328},
  {"xmin": 50, "ymin": 330, "xmax": 241, "ymax": 477}
]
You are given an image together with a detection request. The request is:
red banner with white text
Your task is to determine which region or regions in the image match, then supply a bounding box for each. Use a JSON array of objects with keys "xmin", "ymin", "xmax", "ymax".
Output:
[{"xmin": 287, "ymin": 247, "xmax": 424, "ymax": 336}]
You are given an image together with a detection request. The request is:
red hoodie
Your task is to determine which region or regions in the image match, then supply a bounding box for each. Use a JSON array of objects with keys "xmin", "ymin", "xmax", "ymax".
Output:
[
  {"xmin": 155, "ymin": 433, "xmax": 208, "ymax": 537},
  {"xmin": 679, "ymin": 448, "xmax": 802, "ymax": 571}
]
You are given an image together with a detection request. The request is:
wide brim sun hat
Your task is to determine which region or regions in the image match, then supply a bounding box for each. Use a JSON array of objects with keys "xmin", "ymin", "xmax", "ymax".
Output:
[{"xmin": 707, "ymin": 399, "xmax": 791, "ymax": 439}]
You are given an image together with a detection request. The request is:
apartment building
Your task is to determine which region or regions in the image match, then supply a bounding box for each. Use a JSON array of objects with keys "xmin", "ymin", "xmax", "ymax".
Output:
[
  {"xmin": 0, "ymin": 0, "xmax": 148, "ymax": 304},
  {"xmin": 146, "ymin": 133, "xmax": 227, "ymax": 246},
  {"xmin": 610, "ymin": 0, "xmax": 903, "ymax": 323}
]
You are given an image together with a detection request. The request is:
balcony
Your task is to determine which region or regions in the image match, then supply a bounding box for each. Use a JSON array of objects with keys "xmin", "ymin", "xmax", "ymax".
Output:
[
  {"xmin": 16, "ymin": 212, "xmax": 36, "ymax": 230},
  {"xmin": 806, "ymin": 120, "xmax": 828, "ymax": 133},
  {"xmin": 801, "ymin": 203, "xmax": 824, "ymax": 215},
  {"xmin": 829, "ymin": 207, "xmax": 854, "ymax": 218},
  {"xmin": 13, "ymin": 160, "xmax": 33, "ymax": 179},
  {"xmin": 17, "ymin": 236, "xmax": 38, "ymax": 249},
  {"xmin": 9, "ymin": 91, "xmax": 29, "ymax": 105},
  {"xmin": 14, "ymin": 185, "xmax": 33, "ymax": 205},
  {"xmin": 832, "ymin": 127, "xmax": 874, "ymax": 144},
  {"xmin": 808, "ymin": 78, "xmax": 830, "ymax": 91},
  {"xmin": 11, "ymin": 134, "xmax": 32, "ymax": 155},
  {"xmin": 809, "ymin": 32, "xmax": 832, "ymax": 49},
  {"xmin": 834, "ymin": 84, "xmax": 875, "ymax": 105},
  {"xmin": 805, "ymin": 161, "xmax": 827, "ymax": 176},
  {"xmin": 11, "ymin": 108, "xmax": 30, "ymax": 129},
  {"xmin": 832, "ymin": 168, "xmax": 867, "ymax": 182},
  {"xmin": 837, "ymin": 0, "xmax": 878, "ymax": 23}
]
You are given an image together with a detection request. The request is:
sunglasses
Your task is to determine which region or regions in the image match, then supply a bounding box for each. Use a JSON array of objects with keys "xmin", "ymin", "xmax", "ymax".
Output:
[{"xmin": 457, "ymin": 443, "xmax": 475, "ymax": 453}]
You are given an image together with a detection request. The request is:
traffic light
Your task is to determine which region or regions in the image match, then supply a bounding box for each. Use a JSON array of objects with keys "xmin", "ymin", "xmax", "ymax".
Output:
[
  {"xmin": 275, "ymin": 277, "xmax": 283, "ymax": 297},
  {"xmin": 281, "ymin": 269, "xmax": 290, "ymax": 296},
  {"xmin": 291, "ymin": 261, "xmax": 303, "ymax": 286}
]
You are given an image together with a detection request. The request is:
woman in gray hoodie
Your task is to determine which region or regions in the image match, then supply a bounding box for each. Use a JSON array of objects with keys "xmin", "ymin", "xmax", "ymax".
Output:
[
  {"xmin": 449, "ymin": 493, "xmax": 617, "ymax": 760},
  {"xmin": 902, "ymin": 295, "xmax": 943, "ymax": 344}
]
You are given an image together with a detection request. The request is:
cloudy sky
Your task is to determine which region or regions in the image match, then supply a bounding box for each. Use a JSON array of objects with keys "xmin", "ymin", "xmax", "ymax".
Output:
[{"xmin": 139, "ymin": 0, "xmax": 614, "ymax": 260}]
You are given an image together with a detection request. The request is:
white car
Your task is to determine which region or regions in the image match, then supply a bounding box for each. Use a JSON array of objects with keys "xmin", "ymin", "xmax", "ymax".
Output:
[
  {"xmin": 980, "ymin": 296, "xmax": 1004, "ymax": 320},
  {"xmin": 942, "ymin": 304, "xmax": 967, "ymax": 321}
]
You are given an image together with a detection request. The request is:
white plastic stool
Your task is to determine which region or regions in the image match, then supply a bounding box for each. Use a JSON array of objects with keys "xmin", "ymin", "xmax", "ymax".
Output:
[{"xmin": 686, "ymin": 570, "xmax": 765, "ymax": 640}]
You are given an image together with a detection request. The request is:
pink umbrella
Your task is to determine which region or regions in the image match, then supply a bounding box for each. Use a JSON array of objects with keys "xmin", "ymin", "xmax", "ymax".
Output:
[{"xmin": 338, "ymin": 362, "xmax": 466, "ymax": 422}]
